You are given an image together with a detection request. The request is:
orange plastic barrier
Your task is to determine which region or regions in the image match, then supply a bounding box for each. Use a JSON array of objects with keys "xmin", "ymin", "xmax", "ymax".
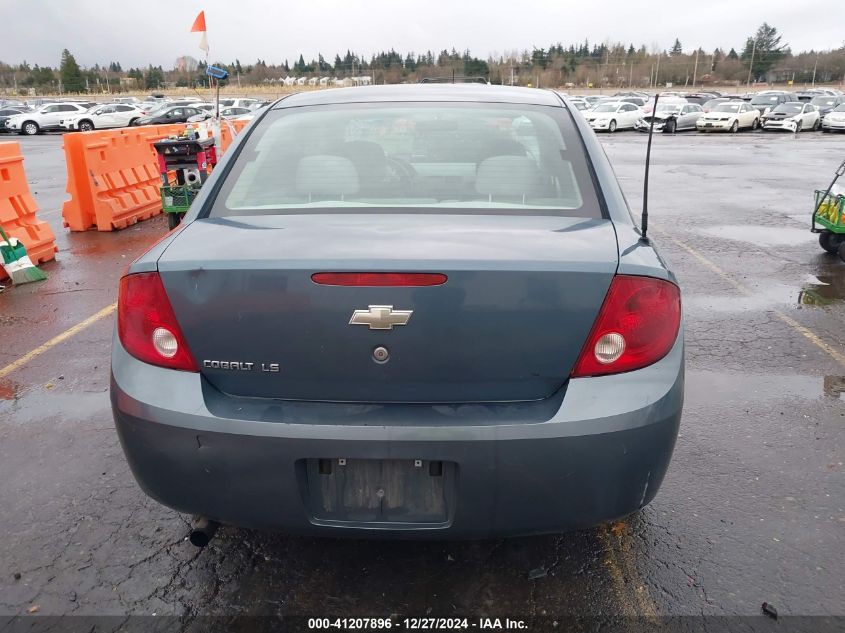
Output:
[
  {"xmin": 62, "ymin": 124, "xmax": 187, "ymax": 231},
  {"xmin": 218, "ymin": 123, "xmax": 233, "ymax": 153},
  {"xmin": 188, "ymin": 120, "xmax": 241, "ymax": 154},
  {"xmin": 0, "ymin": 142, "xmax": 58, "ymax": 277}
]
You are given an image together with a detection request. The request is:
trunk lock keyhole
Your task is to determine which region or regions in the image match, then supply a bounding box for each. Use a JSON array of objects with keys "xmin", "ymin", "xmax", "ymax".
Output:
[{"xmin": 373, "ymin": 346, "xmax": 390, "ymax": 364}]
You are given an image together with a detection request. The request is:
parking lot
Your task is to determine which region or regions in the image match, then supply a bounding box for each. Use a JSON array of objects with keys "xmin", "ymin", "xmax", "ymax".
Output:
[{"xmin": 0, "ymin": 129, "xmax": 843, "ymax": 624}]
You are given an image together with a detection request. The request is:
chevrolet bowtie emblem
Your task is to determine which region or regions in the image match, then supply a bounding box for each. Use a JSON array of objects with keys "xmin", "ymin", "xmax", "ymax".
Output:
[{"xmin": 349, "ymin": 305, "xmax": 413, "ymax": 330}]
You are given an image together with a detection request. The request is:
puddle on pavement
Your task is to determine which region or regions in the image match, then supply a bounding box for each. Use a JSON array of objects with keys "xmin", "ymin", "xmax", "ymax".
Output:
[
  {"xmin": 686, "ymin": 277, "xmax": 844, "ymax": 312},
  {"xmin": 698, "ymin": 225, "xmax": 815, "ymax": 247},
  {"xmin": 687, "ymin": 370, "xmax": 845, "ymax": 402},
  {"xmin": 823, "ymin": 375, "xmax": 845, "ymax": 400},
  {"xmin": 1, "ymin": 388, "xmax": 109, "ymax": 425},
  {"xmin": 686, "ymin": 258, "xmax": 845, "ymax": 311},
  {"xmin": 685, "ymin": 283, "xmax": 801, "ymax": 312},
  {"xmin": 797, "ymin": 271, "xmax": 845, "ymax": 308}
]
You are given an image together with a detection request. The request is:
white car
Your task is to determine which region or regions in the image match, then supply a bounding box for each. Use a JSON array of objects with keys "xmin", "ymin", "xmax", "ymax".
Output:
[
  {"xmin": 821, "ymin": 104, "xmax": 845, "ymax": 133},
  {"xmin": 635, "ymin": 100, "xmax": 703, "ymax": 133},
  {"xmin": 219, "ymin": 98, "xmax": 260, "ymax": 110},
  {"xmin": 186, "ymin": 107, "xmax": 254, "ymax": 123},
  {"xmin": 568, "ymin": 99, "xmax": 590, "ymax": 114},
  {"xmin": 761, "ymin": 102, "xmax": 820, "ymax": 132},
  {"xmin": 584, "ymin": 102, "xmax": 642, "ymax": 132},
  {"xmin": 61, "ymin": 104, "xmax": 145, "ymax": 131},
  {"xmin": 696, "ymin": 101, "xmax": 760, "ymax": 133},
  {"xmin": 6, "ymin": 102, "xmax": 90, "ymax": 135}
]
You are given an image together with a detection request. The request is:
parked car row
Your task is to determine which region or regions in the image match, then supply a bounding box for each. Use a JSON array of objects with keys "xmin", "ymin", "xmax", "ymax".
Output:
[
  {"xmin": 1, "ymin": 95, "xmax": 269, "ymax": 134},
  {"xmin": 562, "ymin": 87, "xmax": 845, "ymax": 135}
]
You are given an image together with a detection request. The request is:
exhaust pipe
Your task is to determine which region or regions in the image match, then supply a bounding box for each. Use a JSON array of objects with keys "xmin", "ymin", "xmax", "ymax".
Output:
[{"xmin": 189, "ymin": 517, "xmax": 219, "ymax": 548}]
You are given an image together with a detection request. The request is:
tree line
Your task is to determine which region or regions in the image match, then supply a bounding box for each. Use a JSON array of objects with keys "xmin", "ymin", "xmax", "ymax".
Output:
[{"xmin": 1, "ymin": 24, "xmax": 843, "ymax": 94}]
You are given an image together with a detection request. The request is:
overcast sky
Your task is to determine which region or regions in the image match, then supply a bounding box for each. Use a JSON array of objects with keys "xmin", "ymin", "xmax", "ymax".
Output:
[{"xmin": 3, "ymin": 0, "xmax": 843, "ymax": 69}]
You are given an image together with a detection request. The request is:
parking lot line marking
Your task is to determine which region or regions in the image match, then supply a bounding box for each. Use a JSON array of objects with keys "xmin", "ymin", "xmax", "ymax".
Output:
[
  {"xmin": 601, "ymin": 522, "xmax": 657, "ymax": 618},
  {"xmin": 600, "ymin": 526, "xmax": 659, "ymax": 617},
  {"xmin": 660, "ymin": 233, "xmax": 845, "ymax": 367},
  {"xmin": 0, "ymin": 303, "xmax": 117, "ymax": 380}
]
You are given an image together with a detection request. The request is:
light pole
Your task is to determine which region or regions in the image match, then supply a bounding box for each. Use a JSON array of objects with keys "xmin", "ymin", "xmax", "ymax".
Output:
[
  {"xmin": 654, "ymin": 53, "xmax": 661, "ymax": 88},
  {"xmin": 692, "ymin": 49, "xmax": 699, "ymax": 87},
  {"xmin": 746, "ymin": 39, "xmax": 757, "ymax": 87}
]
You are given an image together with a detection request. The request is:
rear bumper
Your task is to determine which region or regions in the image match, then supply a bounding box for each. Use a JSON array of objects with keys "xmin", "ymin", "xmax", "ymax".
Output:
[
  {"xmin": 822, "ymin": 120, "xmax": 845, "ymax": 130},
  {"xmin": 762, "ymin": 119, "xmax": 798, "ymax": 131},
  {"xmin": 111, "ymin": 333, "xmax": 684, "ymax": 538}
]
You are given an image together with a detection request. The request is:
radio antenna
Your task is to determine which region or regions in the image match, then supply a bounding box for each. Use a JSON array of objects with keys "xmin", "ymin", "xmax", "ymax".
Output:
[{"xmin": 641, "ymin": 93, "xmax": 659, "ymax": 243}]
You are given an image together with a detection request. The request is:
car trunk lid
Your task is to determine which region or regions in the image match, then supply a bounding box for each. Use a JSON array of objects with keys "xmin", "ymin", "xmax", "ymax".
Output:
[{"xmin": 157, "ymin": 214, "xmax": 619, "ymax": 403}]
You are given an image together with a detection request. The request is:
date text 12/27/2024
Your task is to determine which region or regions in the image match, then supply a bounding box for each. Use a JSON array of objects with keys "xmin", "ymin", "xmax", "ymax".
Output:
[{"xmin": 307, "ymin": 618, "xmax": 528, "ymax": 630}]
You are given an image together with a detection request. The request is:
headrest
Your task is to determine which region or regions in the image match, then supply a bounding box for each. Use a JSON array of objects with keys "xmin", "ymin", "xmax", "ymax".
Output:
[
  {"xmin": 296, "ymin": 155, "xmax": 359, "ymax": 197},
  {"xmin": 339, "ymin": 141, "xmax": 388, "ymax": 182},
  {"xmin": 476, "ymin": 156, "xmax": 541, "ymax": 197}
]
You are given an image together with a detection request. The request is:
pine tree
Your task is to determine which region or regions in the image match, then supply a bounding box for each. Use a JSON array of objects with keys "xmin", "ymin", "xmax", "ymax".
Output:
[
  {"xmin": 741, "ymin": 23, "xmax": 788, "ymax": 78},
  {"xmin": 294, "ymin": 54, "xmax": 306, "ymax": 75},
  {"xmin": 143, "ymin": 65, "xmax": 164, "ymax": 90},
  {"xmin": 60, "ymin": 49, "xmax": 84, "ymax": 92},
  {"xmin": 670, "ymin": 39, "xmax": 683, "ymax": 56}
]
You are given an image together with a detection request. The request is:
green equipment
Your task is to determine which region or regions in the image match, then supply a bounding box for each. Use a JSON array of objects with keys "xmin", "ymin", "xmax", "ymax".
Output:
[{"xmin": 154, "ymin": 134, "xmax": 218, "ymax": 230}]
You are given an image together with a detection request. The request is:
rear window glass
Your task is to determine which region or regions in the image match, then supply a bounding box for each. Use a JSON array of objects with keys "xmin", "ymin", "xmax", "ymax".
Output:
[
  {"xmin": 210, "ymin": 103, "xmax": 600, "ymax": 218},
  {"xmin": 751, "ymin": 96, "xmax": 780, "ymax": 104}
]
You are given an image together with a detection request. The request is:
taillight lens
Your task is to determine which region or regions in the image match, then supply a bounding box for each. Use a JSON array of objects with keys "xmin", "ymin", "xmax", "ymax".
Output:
[
  {"xmin": 571, "ymin": 275, "xmax": 681, "ymax": 378},
  {"xmin": 117, "ymin": 272, "xmax": 198, "ymax": 372}
]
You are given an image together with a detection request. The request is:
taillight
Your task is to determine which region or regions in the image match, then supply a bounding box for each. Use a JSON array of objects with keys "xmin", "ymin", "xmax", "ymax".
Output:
[
  {"xmin": 571, "ymin": 275, "xmax": 681, "ymax": 378},
  {"xmin": 117, "ymin": 272, "xmax": 198, "ymax": 371},
  {"xmin": 311, "ymin": 272, "xmax": 447, "ymax": 287}
]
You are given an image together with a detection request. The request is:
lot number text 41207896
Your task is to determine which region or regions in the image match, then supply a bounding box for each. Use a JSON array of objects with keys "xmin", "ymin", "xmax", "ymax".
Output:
[{"xmin": 307, "ymin": 618, "xmax": 528, "ymax": 630}]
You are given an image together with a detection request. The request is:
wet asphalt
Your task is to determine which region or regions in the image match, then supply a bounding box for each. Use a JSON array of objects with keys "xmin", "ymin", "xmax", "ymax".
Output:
[{"xmin": 0, "ymin": 130, "xmax": 842, "ymax": 623}]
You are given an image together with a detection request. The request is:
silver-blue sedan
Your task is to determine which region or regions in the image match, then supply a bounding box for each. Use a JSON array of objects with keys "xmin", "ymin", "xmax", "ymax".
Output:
[{"xmin": 111, "ymin": 84, "xmax": 684, "ymax": 539}]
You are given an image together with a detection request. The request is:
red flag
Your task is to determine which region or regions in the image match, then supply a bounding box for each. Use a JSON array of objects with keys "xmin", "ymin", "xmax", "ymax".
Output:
[
  {"xmin": 190, "ymin": 11, "xmax": 209, "ymax": 55},
  {"xmin": 190, "ymin": 11, "xmax": 206, "ymax": 32}
]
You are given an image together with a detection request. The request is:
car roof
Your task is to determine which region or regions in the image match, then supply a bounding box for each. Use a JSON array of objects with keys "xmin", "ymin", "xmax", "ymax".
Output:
[{"xmin": 272, "ymin": 84, "xmax": 563, "ymax": 109}]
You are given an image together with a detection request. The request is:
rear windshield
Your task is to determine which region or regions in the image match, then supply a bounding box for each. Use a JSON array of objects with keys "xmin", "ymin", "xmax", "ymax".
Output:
[
  {"xmin": 210, "ymin": 102, "xmax": 600, "ymax": 218},
  {"xmin": 751, "ymin": 95, "xmax": 781, "ymax": 104},
  {"xmin": 656, "ymin": 102, "xmax": 684, "ymax": 113}
]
